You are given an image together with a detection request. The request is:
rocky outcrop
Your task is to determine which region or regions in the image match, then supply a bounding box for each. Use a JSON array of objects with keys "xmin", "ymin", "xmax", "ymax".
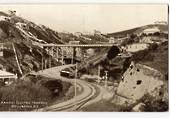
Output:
[{"xmin": 113, "ymin": 61, "xmax": 164, "ymax": 106}]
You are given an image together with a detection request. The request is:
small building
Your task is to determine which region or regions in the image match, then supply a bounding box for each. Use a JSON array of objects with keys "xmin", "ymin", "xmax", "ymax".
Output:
[
  {"xmin": 154, "ymin": 21, "xmax": 167, "ymax": 25},
  {"xmin": 140, "ymin": 36, "xmax": 154, "ymax": 44},
  {"xmin": 69, "ymin": 41, "xmax": 80, "ymax": 45},
  {"xmin": 94, "ymin": 29, "xmax": 101, "ymax": 35},
  {"xmin": 15, "ymin": 22, "xmax": 28, "ymax": 30},
  {"xmin": 74, "ymin": 32, "xmax": 82, "ymax": 37},
  {"xmin": 8, "ymin": 10, "xmax": 16, "ymax": 16},
  {"xmin": 109, "ymin": 37, "xmax": 116, "ymax": 43},
  {"xmin": 143, "ymin": 27, "xmax": 160, "ymax": 35},
  {"xmin": 126, "ymin": 43, "xmax": 149, "ymax": 53},
  {"xmin": 0, "ymin": 16, "xmax": 11, "ymax": 22},
  {"xmin": 0, "ymin": 70, "xmax": 17, "ymax": 85}
]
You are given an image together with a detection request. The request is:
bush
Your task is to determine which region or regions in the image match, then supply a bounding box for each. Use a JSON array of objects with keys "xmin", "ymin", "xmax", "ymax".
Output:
[
  {"xmin": 132, "ymin": 49, "xmax": 155, "ymax": 62},
  {"xmin": 0, "ymin": 81, "xmax": 52, "ymax": 111},
  {"xmin": 41, "ymin": 79, "xmax": 63, "ymax": 97},
  {"xmin": 26, "ymin": 75, "xmax": 72, "ymax": 98},
  {"xmin": 107, "ymin": 46, "xmax": 120, "ymax": 60},
  {"xmin": 149, "ymin": 43, "xmax": 158, "ymax": 51},
  {"xmin": 140, "ymin": 93, "xmax": 168, "ymax": 112},
  {"xmin": 132, "ymin": 49, "xmax": 148, "ymax": 62}
]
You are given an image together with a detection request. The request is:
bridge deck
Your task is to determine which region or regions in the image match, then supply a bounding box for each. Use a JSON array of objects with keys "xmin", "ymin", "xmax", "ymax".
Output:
[{"xmin": 40, "ymin": 43, "xmax": 117, "ymax": 47}]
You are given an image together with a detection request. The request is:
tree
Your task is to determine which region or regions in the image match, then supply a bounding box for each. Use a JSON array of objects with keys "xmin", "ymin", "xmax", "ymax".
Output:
[{"xmin": 107, "ymin": 46, "xmax": 120, "ymax": 60}]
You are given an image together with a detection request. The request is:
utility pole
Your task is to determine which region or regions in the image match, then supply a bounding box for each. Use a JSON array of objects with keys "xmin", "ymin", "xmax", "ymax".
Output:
[
  {"xmin": 41, "ymin": 47, "xmax": 44, "ymax": 70},
  {"xmin": 12, "ymin": 43, "xmax": 23, "ymax": 76},
  {"xmin": 41, "ymin": 55, "xmax": 43, "ymax": 70},
  {"xmin": 44, "ymin": 59, "xmax": 47, "ymax": 69},
  {"xmin": 48, "ymin": 47, "xmax": 51, "ymax": 68},
  {"xmin": 74, "ymin": 63, "xmax": 78, "ymax": 110},
  {"xmin": 51, "ymin": 46, "xmax": 54, "ymax": 57},
  {"xmin": 71, "ymin": 47, "xmax": 74, "ymax": 64},
  {"xmin": 97, "ymin": 65, "xmax": 101, "ymax": 83},
  {"xmin": 72, "ymin": 47, "xmax": 76, "ymax": 64},
  {"xmin": 61, "ymin": 48, "xmax": 64, "ymax": 65},
  {"xmin": 104, "ymin": 70, "xmax": 108, "ymax": 88},
  {"xmin": 49, "ymin": 56, "xmax": 51, "ymax": 68},
  {"xmin": 75, "ymin": 63, "xmax": 78, "ymax": 97},
  {"xmin": 56, "ymin": 47, "xmax": 59, "ymax": 62}
]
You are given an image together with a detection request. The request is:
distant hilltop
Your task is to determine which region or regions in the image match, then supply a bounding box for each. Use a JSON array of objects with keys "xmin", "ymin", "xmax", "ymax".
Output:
[{"xmin": 106, "ymin": 22, "xmax": 168, "ymax": 38}]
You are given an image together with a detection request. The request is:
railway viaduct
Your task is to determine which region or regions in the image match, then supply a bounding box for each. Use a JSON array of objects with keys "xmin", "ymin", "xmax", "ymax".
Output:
[{"xmin": 40, "ymin": 43, "xmax": 117, "ymax": 69}]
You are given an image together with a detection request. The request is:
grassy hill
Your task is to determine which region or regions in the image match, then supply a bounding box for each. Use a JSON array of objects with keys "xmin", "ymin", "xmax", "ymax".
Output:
[
  {"xmin": 0, "ymin": 11, "xmax": 63, "ymax": 77},
  {"xmin": 106, "ymin": 24, "xmax": 168, "ymax": 38}
]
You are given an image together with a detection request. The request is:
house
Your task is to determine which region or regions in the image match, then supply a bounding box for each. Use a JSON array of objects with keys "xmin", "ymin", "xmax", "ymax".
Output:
[
  {"xmin": 109, "ymin": 37, "xmax": 116, "ymax": 43},
  {"xmin": 15, "ymin": 22, "xmax": 28, "ymax": 30},
  {"xmin": 94, "ymin": 30, "xmax": 101, "ymax": 35},
  {"xmin": 140, "ymin": 36, "xmax": 154, "ymax": 44},
  {"xmin": 154, "ymin": 21, "xmax": 167, "ymax": 25},
  {"xmin": 126, "ymin": 43, "xmax": 149, "ymax": 53},
  {"xmin": 0, "ymin": 16, "xmax": 11, "ymax": 22},
  {"xmin": 143, "ymin": 27, "xmax": 160, "ymax": 35},
  {"xmin": 8, "ymin": 10, "xmax": 16, "ymax": 16},
  {"xmin": 0, "ymin": 70, "xmax": 17, "ymax": 85},
  {"xmin": 74, "ymin": 32, "xmax": 82, "ymax": 37},
  {"xmin": 69, "ymin": 41, "xmax": 80, "ymax": 45}
]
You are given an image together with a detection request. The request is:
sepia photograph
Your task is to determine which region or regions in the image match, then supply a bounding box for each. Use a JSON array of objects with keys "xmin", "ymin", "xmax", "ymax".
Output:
[{"xmin": 0, "ymin": 4, "xmax": 168, "ymax": 112}]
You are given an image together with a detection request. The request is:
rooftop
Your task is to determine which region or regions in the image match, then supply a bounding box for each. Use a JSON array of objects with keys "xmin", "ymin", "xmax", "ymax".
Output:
[{"xmin": 0, "ymin": 70, "xmax": 17, "ymax": 78}]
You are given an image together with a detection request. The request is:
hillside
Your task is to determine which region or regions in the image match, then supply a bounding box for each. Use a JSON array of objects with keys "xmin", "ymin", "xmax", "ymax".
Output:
[
  {"xmin": 78, "ymin": 23, "xmax": 168, "ymax": 81},
  {"xmin": 133, "ymin": 41, "xmax": 168, "ymax": 76},
  {"xmin": 106, "ymin": 24, "xmax": 168, "ymax": 38},
  {"xmin": 0, "ymin": 11, "xmax": 63, "ymax": 77}
]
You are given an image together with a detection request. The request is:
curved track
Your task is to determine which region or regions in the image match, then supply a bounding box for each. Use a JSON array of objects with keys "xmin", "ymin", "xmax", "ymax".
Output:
[
  {"xmin": 44, "ymin": 80, "xmax": 96, "ymax": 111},
  {"xmin": 36, "ymin": 64, "xmax": 100, "ymax": 111}
]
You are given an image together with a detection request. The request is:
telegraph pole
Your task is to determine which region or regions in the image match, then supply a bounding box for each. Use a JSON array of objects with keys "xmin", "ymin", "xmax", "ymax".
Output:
[
  {"xmin": 49, "ymin": 56, "xmax": 51, "ymax": 68},
  {"xmin": 61, "ymin": 48, "xmax": 64, "ymax": 65},
  {"xmin": 71, "ymin": 47, "xmax": 74, "ymax": 64},
  {"xmin": 44, "ymin": 59, "xmax": 47, "ymax": 69},
  {"xmin": 75, "ymin": 63, "xmax": 78, "ymax": 97},
  {"xmin": 56, "ymin": 47, "xmax": 59, "ymax": 62},
  {"xmin": 74, "ymin": 63, "xmax": 78, "ymax": 110},
  {"xmin": 104, "ymin": 70, "xmax": 108, "ymax": 88},
  {"xmin": 97, "ymin": 65, "xmax": 101, "ymax": 83},
  {"xmin": 51, "ymin": 46, "xmax": 54, "ymax": 57},
  {"xmin": 41, "ymin": 55, "xmax": 43, "ymax": 70},
  {"xmin": 41, "ymin": 47, "xmax": 44, "ymax": 70}
]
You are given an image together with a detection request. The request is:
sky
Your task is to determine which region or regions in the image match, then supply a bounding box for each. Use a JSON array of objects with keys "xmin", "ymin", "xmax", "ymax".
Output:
[{"xmin": 0, "ymin": 4, "xmax": 168, "ymax": 33}]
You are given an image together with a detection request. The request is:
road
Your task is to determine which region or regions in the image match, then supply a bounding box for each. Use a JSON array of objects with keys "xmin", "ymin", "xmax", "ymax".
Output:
[{"xmin": 35, "ymin": 64, "xmax": 111, "ymax": 111}]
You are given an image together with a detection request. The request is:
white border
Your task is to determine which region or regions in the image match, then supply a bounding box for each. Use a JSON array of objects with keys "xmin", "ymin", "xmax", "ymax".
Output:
[
  {"xmin": 0, "ymin": 0, "xmax": 169, "ymax": 3},
  {"xmin": 0, "ymin": 0, "xmax": 169, "ymax": 118}
]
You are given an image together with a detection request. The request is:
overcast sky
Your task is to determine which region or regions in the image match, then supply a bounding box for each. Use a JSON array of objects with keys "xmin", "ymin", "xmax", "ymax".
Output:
[{"xmin": 0, "ymin": 4, "xmax": 168, "ymax": 33}]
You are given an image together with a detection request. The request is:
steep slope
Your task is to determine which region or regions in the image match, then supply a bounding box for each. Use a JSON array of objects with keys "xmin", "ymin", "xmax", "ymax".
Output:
[{"xmin": 0, "ymin": 11, "xmax": 62, "ymax": 77}]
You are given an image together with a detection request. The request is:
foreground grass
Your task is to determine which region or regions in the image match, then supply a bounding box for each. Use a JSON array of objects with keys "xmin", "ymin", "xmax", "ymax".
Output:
[
  {"xmin": 0, "ymin": 81, "xmax": 51, "ymax": 111},
  {"xmin": 80, "ymin": 99, "xmax": 133, "ymax": 112},
  {"xmin": 0, "ymin": 76, "xmax": 73, "ymax": 111}
]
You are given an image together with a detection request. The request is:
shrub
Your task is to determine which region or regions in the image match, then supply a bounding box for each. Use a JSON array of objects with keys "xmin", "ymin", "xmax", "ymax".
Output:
[
  {"xmin": 140, "ymin": 93, "xmax": 168, "ymax": 112},
  {"xmin": 107, "ymin": 46, "xmax": 120, "ymax": 60},
  {"xmin": 132, "ymin": 49, "xmax": 148, "ymax": 62},
  {"xmin": 149, "ymin": 43, "xmax": 158, "ymax": 51},
  {"xmin": 41, "ymin": 79, "xmax": 63, "ymax": 97},
  {"xmin": 0, "ymin": 81, "xmax": 52, "ymax": 111},
  {"xmin": 132, "ymin": 49, "xmax": 155, "ymax": 62}
]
